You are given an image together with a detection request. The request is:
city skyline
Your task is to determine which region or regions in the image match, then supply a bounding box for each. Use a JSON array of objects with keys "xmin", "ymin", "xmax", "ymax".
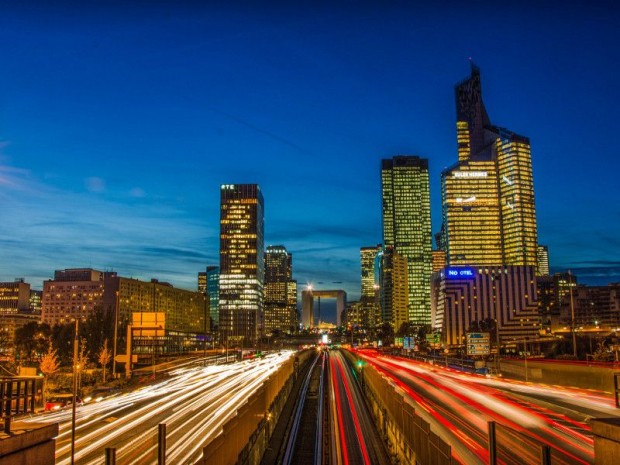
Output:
[{"xmin": 1, "ymin": 2, "xmax": 619, "ymax": 322}]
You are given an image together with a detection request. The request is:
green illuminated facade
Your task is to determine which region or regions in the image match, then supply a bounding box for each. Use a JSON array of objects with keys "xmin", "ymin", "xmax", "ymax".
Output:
[{"xmin": 381, "ymin": 156, "xmax": 432, "ymax": 324}]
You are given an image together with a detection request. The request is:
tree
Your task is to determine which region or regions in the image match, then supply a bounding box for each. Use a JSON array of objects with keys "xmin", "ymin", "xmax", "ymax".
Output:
[
  {"xmin": 98, "ymin": 339, "xmax": 112, "ymax": 383},
  {"xmin": 15, "ymin": 322, "xmax": 51, "ymax": 363},
  {"xmin": 39, "ymin": 343, "xmax": 60, "ymax": 403},
  {"xmin": 81, "ymin": 306, "xmax": 115, "ymax": 364},
  {"xmin": 77, "ymin": 337, "xmax": 89, "ymax": 392}
]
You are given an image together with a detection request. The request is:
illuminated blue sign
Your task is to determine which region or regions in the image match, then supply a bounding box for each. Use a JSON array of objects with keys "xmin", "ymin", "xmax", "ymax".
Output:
[{"xmin": 445, "ymin": 267, "xmax": 475, "ymax": 279}]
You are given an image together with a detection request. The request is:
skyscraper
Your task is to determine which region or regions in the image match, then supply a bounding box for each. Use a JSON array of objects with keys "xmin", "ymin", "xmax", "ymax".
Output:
[
  {"xmin": 381, "ymin": 156, "xmax": 432, "ymax": 324},
  {"xmin": 441, "ymin": 64, "xmax": 538, "ymax": 266},
  {"xmin": 537, "ymin": 245, "xmax": 550, "ymax": 276},
  {"xmin": 219, "ymin": 184, "xmax": 264, "ymax": 345},
  {"xmin": 206, "ymin": 266, "xmax": 220, "ymax": 329},
  {"xmin": 264, "ymin": 245, "xmax": 297, "ymax": 334},
  {"xmin": 360, "ymin": 245, "xmax": 382, "ymax": 329},
  {"xmin": 377, "ymin": 246, "xmax": 409, "ymax": 332}
]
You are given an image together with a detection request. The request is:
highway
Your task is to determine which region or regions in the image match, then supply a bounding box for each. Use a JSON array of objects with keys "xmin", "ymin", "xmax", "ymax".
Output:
[
  {"xmin": 24, "ymin": 351, "xmax": 295, "ymax": 465},
  {"xmin": 329, "ymin": 350, "xmax": 391, "ymax": 465},
  {"xmin": 356, "ymin": 349, "xmax": 617, "ymax": 465}
]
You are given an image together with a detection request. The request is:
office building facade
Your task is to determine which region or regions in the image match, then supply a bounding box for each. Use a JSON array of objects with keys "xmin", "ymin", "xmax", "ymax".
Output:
[
  {"xmin": 264, "ymin": 246, "xmax": 297, "ymax": 334},
  {"xmin": 381, "ymin": 156, "xmax": 432, "ymax": 324},
  {"xmin": 219, "ymin": 184, "xmax": 264, "ymax": 345},
  {"xmin": 41, "ymin": 268, "xmax": 107, "ymax": 325},
  {"xmin": 431, "ymin": 265, "xmax": 541, "ymax": 346},
  {"xmin": 377, "ymin": 246, "xmax": 409, "ymax": 332},
  {"xmin": 441, "ymin": 64, "xmax": 538, "ymax": 267}
]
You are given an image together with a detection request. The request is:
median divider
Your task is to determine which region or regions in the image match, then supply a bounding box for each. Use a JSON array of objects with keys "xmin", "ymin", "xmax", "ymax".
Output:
[{"xmin": 201, "ymin": 350, "xmax": 313, "ymax": 465}]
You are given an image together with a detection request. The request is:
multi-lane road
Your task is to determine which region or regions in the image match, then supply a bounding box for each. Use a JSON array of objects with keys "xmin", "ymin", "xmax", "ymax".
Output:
[
  {"xmin": 355, "ymin": 349, "xmax": 620, "ymax": 465},
  {"xmin": 25, "ymin": 351, "xmax": 295, "ymax": 465}
]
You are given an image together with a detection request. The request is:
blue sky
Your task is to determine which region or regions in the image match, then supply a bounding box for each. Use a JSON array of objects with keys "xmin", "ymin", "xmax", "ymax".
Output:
[{"xmin": 1, "ymin": 2, "xmax": 619, "ymax": 322}]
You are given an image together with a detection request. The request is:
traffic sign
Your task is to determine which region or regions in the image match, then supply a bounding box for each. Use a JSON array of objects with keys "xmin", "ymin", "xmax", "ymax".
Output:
[{"xmin": 466, "ymin": 332, "xmax": 491, "ymax": 356}]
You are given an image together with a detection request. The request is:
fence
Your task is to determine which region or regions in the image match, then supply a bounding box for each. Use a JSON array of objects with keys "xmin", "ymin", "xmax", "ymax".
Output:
[{"xmin": 0, "ymin": 377, "xmax": 40, "ymax": 433}]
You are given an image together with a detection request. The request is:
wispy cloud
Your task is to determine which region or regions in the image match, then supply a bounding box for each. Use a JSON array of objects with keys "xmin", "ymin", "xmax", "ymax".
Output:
[{"xmin": 85, "ymin": 176, "xmax": 106, "ymax": 193}]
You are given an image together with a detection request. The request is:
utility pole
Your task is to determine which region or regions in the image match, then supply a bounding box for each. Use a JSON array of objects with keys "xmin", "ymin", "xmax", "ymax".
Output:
[
  {"xmin": 71, "ymin": 319, "xmax": 79, "ymax": 465},
  {"xmin": 112, "ymin": 290, "xmax": 119, "ymax": 378},
  {"xmin": 569, "ymin": 270, "xmax": 578, "ymax": 359}
]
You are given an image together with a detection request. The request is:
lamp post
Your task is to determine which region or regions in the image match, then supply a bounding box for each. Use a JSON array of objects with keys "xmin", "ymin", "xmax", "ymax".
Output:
[
  {"xmin": 523, "ymin": 337, "xmax": 529, "ymax": 383},
  {"xmin": 569, "ymin": 270, "xmax": 577, "ymax": 358},
  {"xmin": 112, "ymin": 290, "xmax": 119, "ymax": 378},
  {"xmin": 203, "ymin": 293, "xmax": 208, "ymax": 367},
  {"xmin": 71, "ymin": 319, "xmax": 79, "ymax": 465}
]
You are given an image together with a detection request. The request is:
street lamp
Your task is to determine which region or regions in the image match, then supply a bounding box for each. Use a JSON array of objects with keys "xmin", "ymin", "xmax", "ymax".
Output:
[
  {"xmin": 112, "ymin": 290, "xmax": 119, "ymax": 378},
  {"xmin": 523, "ymin": 337, "xmax": 529, "ymax": 383},
  {"xmin": 71, "ymin": 319, "xmax": 79, "ymax": 465},
  {"xmin": 569, "ymin": 270, "xmax": 577, "ymax": 359}
]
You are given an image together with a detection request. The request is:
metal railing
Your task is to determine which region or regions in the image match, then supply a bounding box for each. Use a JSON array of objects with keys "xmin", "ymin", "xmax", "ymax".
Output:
[{"xmin": 0, "ymin": 377, "xmax": 39, "ymax": 434}]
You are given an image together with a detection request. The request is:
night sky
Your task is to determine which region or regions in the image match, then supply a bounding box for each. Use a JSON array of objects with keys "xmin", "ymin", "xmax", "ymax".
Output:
[{"xmin": 1, "ymin": 2, "xmax": 619, "ymax": 322}]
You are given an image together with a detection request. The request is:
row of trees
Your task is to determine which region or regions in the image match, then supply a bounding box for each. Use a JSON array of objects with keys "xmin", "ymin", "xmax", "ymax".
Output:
[{"xmin": 14, "ymin": 307, "xmax": 114, "ymax": 366}]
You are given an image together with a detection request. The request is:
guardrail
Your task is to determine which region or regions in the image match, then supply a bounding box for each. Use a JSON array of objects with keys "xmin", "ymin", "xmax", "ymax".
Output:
[{"xmin": 0, "ymin": 377, "xmax": 39, "ymax": 434}]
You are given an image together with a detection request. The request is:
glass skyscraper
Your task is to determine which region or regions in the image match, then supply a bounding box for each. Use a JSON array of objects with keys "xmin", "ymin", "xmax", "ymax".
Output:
[
  {"xmin": 381, "ymin": 156, "xmax": 432, "ymax": 324},
  {"xmin": 264, "ymin": 245, "xmax": 297, "ymax": 334},
  {"xmin": 219, "ymin": 184, "xmax": 264, "ymax": 346},
  {"xmin": 441, "ymin": 64, "xmax": 538, "ymax": 267}
]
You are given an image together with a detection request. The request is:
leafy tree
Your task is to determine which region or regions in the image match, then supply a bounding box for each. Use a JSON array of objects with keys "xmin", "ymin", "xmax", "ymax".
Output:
[
  {"xmin": 51, "ymin": 322, "xmax": 75, "ymax": 365},
  {"xmin": 376, "ymin": 322, "xmax": 394, "ymax": 346},
  {"xmin": 15, "ymin": 322, "xmax": 51, "ymax": 363},
  {"xmin": 81, "ymin": 306, "xmax": 114, "ymax": 364},
  {"xmin": 396, "ymin": 321, "xmax": 415, "ymax": 338},
  {"xmin": 77, "ymin": 337, "xmax": 89, "ymax": 392},
  {"xmin": 39, "ymin": 343, "xmax": 60, "ymax": 403},
  {"xmin": 98, "ymin": 339, "xmax": 112, "ymax": 383}
]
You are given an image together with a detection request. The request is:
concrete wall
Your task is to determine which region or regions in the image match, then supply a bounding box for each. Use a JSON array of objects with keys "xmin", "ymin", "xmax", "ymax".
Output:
[
  {"xmin": 0, "ymin": 422, "xmax": 58, "ymax": 465},
  {"xmin": 202, "ymin": 350, "xmax": 313, "ymax": 465},
  {"xmin": 500, "ymin": 359, "xmax": 618, "ymax": 393}
]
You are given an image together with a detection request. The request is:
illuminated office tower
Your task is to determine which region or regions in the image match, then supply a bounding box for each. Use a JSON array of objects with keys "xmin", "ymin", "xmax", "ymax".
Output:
[
  {"xmin": 537, "ymin": 245, "xmax": 550, "ymax": 276},
  {"xmin": 197, "ymin": 271, "xmax": 207, "ymax": 294},
  {"xmin": 219, "ymin": 184, "xmax": 264, "ymax": 345},
  {"xmin": 360, "ymin": 245, "xmax": 382, "ymax": 329},
  {"xmin": 206, "ymin": 266, "xmax": 220, "ymax": 328},
  {"xmin": 361, "ymin": 245, "xmax": 381, "ymax": 299},
  {"xmin": 442, "ymin": 64, "xmax": 538, "ymax": 266},
  {"xmin": 264, "ymin": 246, "xmax": 297, "ymax": 334},
  {"xmin": 377, "ymin": 246, "xmax": 409, "ymax": 332},
  {"xmin": 381, "ymin": 156, "xmax": 432, "ymax": 324}
]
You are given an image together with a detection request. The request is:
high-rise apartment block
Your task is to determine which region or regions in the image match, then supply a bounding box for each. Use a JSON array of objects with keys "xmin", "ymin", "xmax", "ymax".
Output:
[
  {"xmin": 219, "ymin": 184, "xmax": 264, "ymax": 345},
  {"xmin": 381, "ymin": 156, "xmax": 432, "ymax": 324},
  {"xmin": 441, "ymin": 64, "xmax": 538, "ymax": 267},
  {"xmin": 264, "ymin": 246, "xmax": 297, "ymax": 334}
]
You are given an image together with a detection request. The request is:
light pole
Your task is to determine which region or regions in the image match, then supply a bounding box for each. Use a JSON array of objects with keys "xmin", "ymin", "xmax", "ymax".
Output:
[
  {"xmin": 569, "ymin": 270, "xmax": 577, "ymax": 358},
  {"xmin": 523, "ymin": 337, "xmax": 529, "ymax": 383},
  {"xmin": 112, "ymin": 290, "xmax": 119, "ymax": 378},
  {"xmin": 203, "ymin": 293, "xmax": 208, "ymax": 367},
  {"xmin": 71, "ymin": 318, "xmax": 79, "ymax": 465}
]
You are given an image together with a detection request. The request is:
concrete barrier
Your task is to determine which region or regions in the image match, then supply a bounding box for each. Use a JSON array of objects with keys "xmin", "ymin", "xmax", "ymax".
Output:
[
  {"xmin": 0, "ymin": 421, "xmax": 58, "ymax": 465},
  {"xmin": 202, "ymin": 350, "xmax": 313, "ymax": 465},
  {"xmin": 500, "ymin": 359, "xmax": 618, "ymax": 392},
  {"xmin": 592, "ymin": 418, "xmax": 620, "ymax": 465}
]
